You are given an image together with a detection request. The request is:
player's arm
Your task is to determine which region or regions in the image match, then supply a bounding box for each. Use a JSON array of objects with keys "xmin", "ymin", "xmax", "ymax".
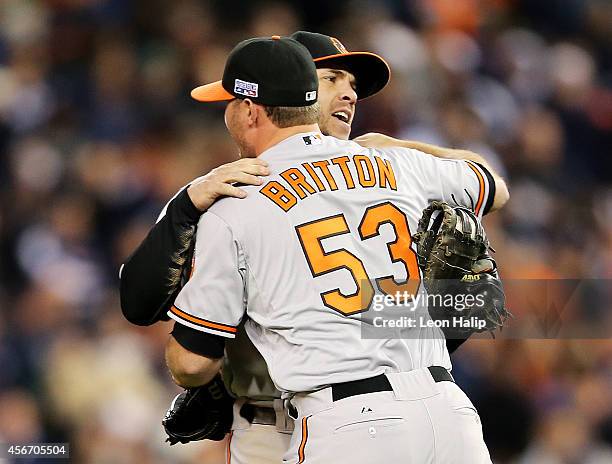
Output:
[
  {"xmin": 360, "ymin": 138, "xmax": 507, "ymax": 354},
  {"xmin": 165, "ymin": 211, "xmax": 246, "ymax": 387},
  {"xmin": 166, "ymin": 332, "xmax": 224, "ymax": 387},
  {"xmin": 119, "ymin": 159, "xmax": 267, "ymax": 326},
  {"xmin": 354, "ymin": 134, "xmax": 509, "ymax": 212},
  {"xmin": 391, "ymin": 140, "xmax": 509, "ymax": 212},
  {"xmin": 119, "ymin": 188, "xmax": 200, "ymax": 326}
]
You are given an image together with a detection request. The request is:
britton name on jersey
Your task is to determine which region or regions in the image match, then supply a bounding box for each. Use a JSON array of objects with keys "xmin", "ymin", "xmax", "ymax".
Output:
[{"xmin": 259, "ymin": 154, "xmax": 397, "ymax": 212}]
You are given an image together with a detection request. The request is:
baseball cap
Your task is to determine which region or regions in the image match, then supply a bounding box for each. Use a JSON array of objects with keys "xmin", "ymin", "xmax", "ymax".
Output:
[
  {"xmin": 191, "ymin": 36, "xmax": 318, "ymax": 107},
  {"xmin": 290, "ymin": 31, "xmax": 390, "ymax": 100}
]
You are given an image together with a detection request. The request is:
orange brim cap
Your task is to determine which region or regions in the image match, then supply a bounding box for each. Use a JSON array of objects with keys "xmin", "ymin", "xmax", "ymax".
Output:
[{"xmin": 191, "ymin": 80, "xmax": 235, "ymax": 102}]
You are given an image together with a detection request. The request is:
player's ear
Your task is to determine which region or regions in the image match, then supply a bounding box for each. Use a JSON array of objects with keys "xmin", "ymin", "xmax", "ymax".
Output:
[{"xmin": 242, "ymin": 99, "xmax": 259, "ymax": 127}]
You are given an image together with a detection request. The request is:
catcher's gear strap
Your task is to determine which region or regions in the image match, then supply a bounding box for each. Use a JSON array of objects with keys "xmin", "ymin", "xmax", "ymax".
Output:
[
  {"xmin": 172, "ymin": 321, "xmax": 226, "ymax": 358},
  {"xmin": 120, "ymin": 187, "xmax": 200, "ymax": 326}
]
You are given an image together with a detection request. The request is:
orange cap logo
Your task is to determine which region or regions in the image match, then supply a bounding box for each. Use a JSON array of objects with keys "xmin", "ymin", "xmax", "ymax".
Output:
[{"xmin": 330, "ymin": 37, "xmax": 348, "ymax": 54}]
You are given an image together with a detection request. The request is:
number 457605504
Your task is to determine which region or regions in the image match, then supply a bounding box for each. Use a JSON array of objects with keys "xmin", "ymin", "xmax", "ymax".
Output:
[{"xmin": 295, "ymin": 202, "xmax": 421, "ymax": 316}]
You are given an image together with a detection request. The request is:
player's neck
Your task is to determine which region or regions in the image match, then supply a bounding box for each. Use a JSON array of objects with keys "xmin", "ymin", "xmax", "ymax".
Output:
[{"xmin": 255, "ymin": 123, "xmax": 321, "ymax": 156}]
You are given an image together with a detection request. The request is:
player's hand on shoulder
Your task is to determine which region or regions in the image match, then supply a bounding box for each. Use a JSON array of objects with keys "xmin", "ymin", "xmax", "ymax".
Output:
[
  {"xmin": 353, "ymin": 132, "xmax": 401, "ymax": 149},
  {"xmin": 187, "ymin": 158, "xmax": 270, "ymax": 211}
]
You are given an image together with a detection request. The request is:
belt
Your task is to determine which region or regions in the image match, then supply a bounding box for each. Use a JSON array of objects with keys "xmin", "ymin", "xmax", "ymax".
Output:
[
  {"xmin": 331, "ymin": 366, "xmax": 454, "ymax": 402},
  {"xmin": 239, "ymin": 403, "xmax": 277, "ymax": 426}
]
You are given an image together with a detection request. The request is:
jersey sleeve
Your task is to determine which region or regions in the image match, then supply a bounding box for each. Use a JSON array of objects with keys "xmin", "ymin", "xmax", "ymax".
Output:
[
  {"xmin": 119, "ymin": 186, "xmax": 201, "ymax": 326},
  {"xmin": 167, "ymin": 211, "xmax": 247, "ymax": 339},
  {"xmin": 398, "ymin": 148, "xmax": 496, "ymax": 218}
]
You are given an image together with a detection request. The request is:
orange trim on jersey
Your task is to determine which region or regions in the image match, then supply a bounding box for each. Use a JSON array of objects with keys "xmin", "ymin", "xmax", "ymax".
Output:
[
  {"xmin": 170, "ymin": 305, "xmax": 237, "ymax": 334},
  {"xmin": 465, "ymin": 161, "xmax": 486, "ymax": 216},
  {"xmin": 297, "ymin": 416, "xmax": 310, "ymax": 463},
  {"xmin": 226, "ymin": 431, "xmax": 233, "ymax": 464}
]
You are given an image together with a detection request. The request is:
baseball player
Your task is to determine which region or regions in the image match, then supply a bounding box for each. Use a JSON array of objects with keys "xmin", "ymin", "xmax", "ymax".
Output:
[
  {"xmin": 120, "ymin": 32, "xmax": 506, "ymax": 463},
  {"xmin": 164, "ymin": 35, "xmax": 509, "ymax": 464},
  {"xmin": 120, "ymin": 31, "xmax": 394, "ymax": 463}
]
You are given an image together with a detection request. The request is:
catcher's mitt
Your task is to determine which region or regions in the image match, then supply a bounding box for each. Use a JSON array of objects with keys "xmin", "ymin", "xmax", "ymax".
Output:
[
  {"xmin": 412, "ymin": 201, "xmax": 511, "ymax": 337},
  {"xmin": 163, "ymin": 374, "xmax": 234, "ymax": 445}
]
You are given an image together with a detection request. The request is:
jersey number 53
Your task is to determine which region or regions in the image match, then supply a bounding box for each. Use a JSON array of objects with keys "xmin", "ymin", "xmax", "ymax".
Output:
[{"xmin": 295, "ymin": 201, "xmax": 420, "ymax": 316}]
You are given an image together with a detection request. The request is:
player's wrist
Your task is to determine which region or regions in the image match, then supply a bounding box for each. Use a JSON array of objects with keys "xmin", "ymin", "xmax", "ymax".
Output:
[
  {"xmin": 187, "ymin": 185, "xmax": 213, "ymax": 212},
  {"xmin": 176, "ymin": 186, "xmax": 205, "ymax": 218}
]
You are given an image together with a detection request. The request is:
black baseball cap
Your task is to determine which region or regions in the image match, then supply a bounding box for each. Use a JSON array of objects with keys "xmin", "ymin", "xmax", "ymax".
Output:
[
  {"xmin": 290, "ymin": 31, "xmax": 390, "ymax": 100},
  {"xmin": 191, "ymin": 36, "xmax": 318, "ymax": 107}
]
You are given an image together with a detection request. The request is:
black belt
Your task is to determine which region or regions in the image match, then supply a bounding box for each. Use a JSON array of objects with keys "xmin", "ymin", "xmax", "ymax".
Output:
[
  {"xmin": 239, "ymin": 403, "xmax": 277, "ymax": 425},
  {"xmin": 331, "ymin": 366, "xmax": 454, "ymax": 402}
]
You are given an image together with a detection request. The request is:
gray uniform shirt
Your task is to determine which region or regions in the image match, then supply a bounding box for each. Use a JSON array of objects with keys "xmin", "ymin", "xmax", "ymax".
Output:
[{"xmin": 168, "ymin": 132, "xmax": 491, "ymax": 394}]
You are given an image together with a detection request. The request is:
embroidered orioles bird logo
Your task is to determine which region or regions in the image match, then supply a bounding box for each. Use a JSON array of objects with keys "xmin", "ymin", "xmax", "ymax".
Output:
[{"xmin": 330, "ymin": 37, "xmax": 348, "ymax": 53}]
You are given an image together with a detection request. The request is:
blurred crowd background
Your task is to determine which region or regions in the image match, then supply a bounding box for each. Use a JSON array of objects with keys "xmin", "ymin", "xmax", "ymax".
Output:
[{"xmin": 0, "ymin": 0, "xmax": 611, "ymax": 463}]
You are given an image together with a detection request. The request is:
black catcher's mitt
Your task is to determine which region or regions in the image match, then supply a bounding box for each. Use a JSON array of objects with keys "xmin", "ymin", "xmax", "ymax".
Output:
[
  {"xmin": 163, "ymin": 374, "xmax": 234, "ymax": 445},
  {"xmin": 412, "ymin": 201, "xmax": 511, "ymax": 337}
]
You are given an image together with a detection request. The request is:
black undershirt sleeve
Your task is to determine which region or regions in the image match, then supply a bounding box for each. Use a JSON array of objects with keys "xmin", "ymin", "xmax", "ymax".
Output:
[
  {"xmin": 120, "ymin": 187, "xmax": 201, "ymax": 326},
  {"xmin": 171, "ymin": 322, "xmax": 226, "ymax": 358}
]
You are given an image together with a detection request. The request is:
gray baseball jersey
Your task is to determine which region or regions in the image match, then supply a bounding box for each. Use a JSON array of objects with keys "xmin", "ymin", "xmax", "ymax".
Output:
[{"xmin": 168, "ymin": 132, "xmax": 492, "ymax": 394}]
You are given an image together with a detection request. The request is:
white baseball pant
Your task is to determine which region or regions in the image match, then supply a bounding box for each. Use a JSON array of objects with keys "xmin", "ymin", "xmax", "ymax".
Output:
[
  {"xmin": 283, "ymin": 367, "xmax": 492, "ymax": 464},
  {"xmin": 226, "ymin": 399, "xmax": 292, "ymax": 464}
]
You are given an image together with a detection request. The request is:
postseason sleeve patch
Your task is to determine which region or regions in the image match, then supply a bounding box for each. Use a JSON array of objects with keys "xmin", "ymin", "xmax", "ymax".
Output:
[{"xmin": 234, "ymin": 79, "xmax": 258, "ymax": 97}]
